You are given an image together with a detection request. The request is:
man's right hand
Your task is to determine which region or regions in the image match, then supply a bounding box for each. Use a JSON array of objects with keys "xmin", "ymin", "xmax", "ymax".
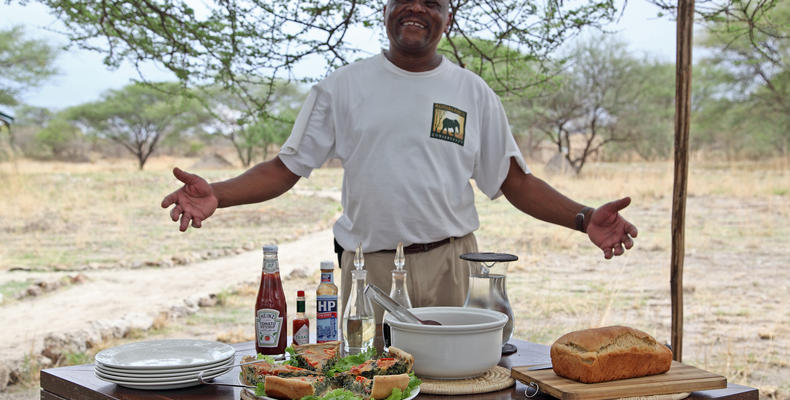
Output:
[{"xmin": 161, "ymin": 167, "xmax": 219, "ymax": 232}]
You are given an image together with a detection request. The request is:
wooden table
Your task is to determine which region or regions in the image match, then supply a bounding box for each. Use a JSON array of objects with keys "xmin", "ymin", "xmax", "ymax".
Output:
[{"xmin": 40, "ymin": 339, "xmax": 758, "ymax": 400}]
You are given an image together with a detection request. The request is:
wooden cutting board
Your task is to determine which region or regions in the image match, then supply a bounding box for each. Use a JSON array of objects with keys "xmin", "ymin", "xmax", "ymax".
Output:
[{"xmin": 511, "ymin": 361, "xmax": 726, "ymax": 400}]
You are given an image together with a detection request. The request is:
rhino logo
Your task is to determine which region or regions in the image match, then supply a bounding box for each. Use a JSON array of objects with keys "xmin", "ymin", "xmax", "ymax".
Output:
[{"xmin": 431, "ymin": 103, "xmax": 467, "ymax": 146}]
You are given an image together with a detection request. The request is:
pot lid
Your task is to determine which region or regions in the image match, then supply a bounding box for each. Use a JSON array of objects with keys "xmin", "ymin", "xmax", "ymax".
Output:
[{"xmin": 460, "ymin": 252, "xmax": 517, "ymax": 262}]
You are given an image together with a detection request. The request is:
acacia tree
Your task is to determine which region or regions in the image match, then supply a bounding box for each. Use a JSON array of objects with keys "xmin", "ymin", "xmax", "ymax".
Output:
[
  {"xmin": 195, "ymin": 81, "xmax": 305, "ymax": 167},
  {"xmin": 22, "ymin": 0, "xmax": 620, "ymax": 125},
  {"xmin": 519, "ymin": 36, "xmax": 666, "ymax": 173},
  {"xmin": 0, "ymin": 25, "xmax": 59, "ymax": 156},
  {"xmin": 68, "ymin": 82, "xmax": 200, "ymax": 169},
  {"xmin": 695, "ymin": 1, "xmax": 790, "ymax": 156}
]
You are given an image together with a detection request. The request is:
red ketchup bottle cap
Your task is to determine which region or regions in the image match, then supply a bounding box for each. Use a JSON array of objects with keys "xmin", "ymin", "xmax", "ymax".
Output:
[{"xmin": 297, "ymin": 290, "xmax": 305, "ymax": 296}]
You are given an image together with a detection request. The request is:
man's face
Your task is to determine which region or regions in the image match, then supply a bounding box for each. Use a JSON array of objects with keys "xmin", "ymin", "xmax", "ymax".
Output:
[{"xmin": 383, "ymin": 0, "xmax": 452, "ymax": 55}]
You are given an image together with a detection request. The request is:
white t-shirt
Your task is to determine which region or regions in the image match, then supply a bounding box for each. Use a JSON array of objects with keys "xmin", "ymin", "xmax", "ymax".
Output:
[{"xmin": 279, "ymin": 53, "xmax": 529, "ymax": 252}]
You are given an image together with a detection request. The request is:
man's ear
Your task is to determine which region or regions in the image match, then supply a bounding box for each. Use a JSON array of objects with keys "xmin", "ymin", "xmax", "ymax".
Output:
[{"xmin": 383, "ymin": 5, "xmax": 388, "ymax": 26}]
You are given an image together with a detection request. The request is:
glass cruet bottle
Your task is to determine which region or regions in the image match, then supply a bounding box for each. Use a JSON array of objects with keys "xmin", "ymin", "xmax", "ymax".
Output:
[
  {"xmin": 383, "ymin": 242, "xmax": 412, "ymax": 348},
  {"xmin": 389, "ymin": 242, "xmax": 412, "ymax": 309},
  {"xmin": 342, "ymin": 243, "xmax": 375, "ymax": 355}
]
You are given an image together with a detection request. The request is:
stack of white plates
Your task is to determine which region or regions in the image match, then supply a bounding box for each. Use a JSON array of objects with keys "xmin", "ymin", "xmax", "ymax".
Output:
[{"xmin": 94, "ymin": 339, "xmax": 235, "ymax": 390}]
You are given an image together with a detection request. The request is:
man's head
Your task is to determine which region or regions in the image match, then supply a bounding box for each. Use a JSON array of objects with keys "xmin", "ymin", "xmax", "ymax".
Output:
[{"xmin": 383, "ymin": 0, "xmax": 452, "ymax": 58}]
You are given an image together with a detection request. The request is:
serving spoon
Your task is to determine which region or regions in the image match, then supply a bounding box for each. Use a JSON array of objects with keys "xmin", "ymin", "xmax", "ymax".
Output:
[{"xmin": 364, "ymin": 284, "xmax": 441, "ymax": 326}]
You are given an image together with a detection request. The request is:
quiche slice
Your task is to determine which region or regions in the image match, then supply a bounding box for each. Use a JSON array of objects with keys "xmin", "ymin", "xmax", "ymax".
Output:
[
  {"xmin": 344, "ymin": 346, "xmax": 414, "ymax": 379},
  {"xmin": 240, "ymin": 355, "xmax": 320, "ymax": 387},
  {"xmin": 263, "ymin": 375, "xmax": 332, "ymax": 399},
  {"xmin": 290, "ymin": 341, "xmax": 341, "ymax": 373},
  {"xmin": 342, "ymin": 374, "xmax": 411, "ymax": 400}
]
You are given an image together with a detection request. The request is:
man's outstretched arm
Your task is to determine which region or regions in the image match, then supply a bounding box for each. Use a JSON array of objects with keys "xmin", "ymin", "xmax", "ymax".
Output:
[
  {"xmin": 161, "ymin": 156, "xmax": 300, "ymax": 231},
  {"xmin": 499, "ymin": 157, "xmax": 638, "ymax": 259}
]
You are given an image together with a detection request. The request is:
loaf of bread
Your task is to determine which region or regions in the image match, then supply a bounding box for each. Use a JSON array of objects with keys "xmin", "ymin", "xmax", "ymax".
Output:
[{"xmin": 550, "ymin": 325, "xmax": 672, "ymax": 383}]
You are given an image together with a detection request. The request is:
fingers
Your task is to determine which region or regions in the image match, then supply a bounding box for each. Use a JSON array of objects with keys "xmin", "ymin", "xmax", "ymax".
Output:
[
  {"xmin": 605, "ymin": 196, "xmax": 631, "ymax": 213},
  {"xmin": 192, "ymin": 217, "xmax": 202, "ymax": 229},
  {"xmin": 170, "ymin": 205, "xmax": 182, "ymax": 222},
  {"xmin": 601, "ymin": 233, "xmax": 635, "ymax": 260},
  {"xmin": 172, "ymin": 167, "xmax": 201, "ymax": 186},
  {"xmin": 622, "ymin": 234, "xmax": 634, "ymax": 250},
  {"xmin": 626, "ymin": 223, "xmax": 638, "ymax": 238},
  {"xmin": 179, "ymin": 211, "xmax": 191, "ymax": 232},
  {"xmin": 613, "ymin": 241, "xmax": 625, "ymax": 256},
  {"xmin": 161, "ymin": 191, "xmax": 177, "ymax": 208}
]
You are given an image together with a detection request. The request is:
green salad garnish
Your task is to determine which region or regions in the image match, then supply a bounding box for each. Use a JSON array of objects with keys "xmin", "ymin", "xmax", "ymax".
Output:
[{"xmin": 324, "ymin": 347, "xmax": 377, "ymax": 377}]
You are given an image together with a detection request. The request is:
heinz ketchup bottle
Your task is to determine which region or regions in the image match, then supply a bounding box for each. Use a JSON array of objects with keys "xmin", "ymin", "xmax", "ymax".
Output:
[{"xmin": 255, "ymin": 245, "xmax": 287, "ymax": 355}]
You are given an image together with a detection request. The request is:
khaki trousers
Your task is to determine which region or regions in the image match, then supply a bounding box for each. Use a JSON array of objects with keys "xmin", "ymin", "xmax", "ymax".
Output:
[{"xmin": 339, "ymin": 233, "xmax": 478, "ymax": 327}]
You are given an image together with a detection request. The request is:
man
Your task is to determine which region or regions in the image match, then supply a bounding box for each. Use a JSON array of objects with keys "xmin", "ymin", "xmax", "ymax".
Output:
[{"xmin": 161, "ymin": 0, "xmax": 637, "ymax": 343}]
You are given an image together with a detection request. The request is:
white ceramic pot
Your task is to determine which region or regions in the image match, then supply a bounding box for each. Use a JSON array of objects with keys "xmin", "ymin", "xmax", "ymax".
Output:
[{"xmin": 384, "ymin": 306, "xmax": 507, "ymax": 379}]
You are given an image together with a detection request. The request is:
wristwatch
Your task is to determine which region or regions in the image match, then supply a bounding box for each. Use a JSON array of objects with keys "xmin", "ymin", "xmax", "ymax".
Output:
[{"xmin": 575, "ymin": 207, "xmax": 594, "ymax": 233}]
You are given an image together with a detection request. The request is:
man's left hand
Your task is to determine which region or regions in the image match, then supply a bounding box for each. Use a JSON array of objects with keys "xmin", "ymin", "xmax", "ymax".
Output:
[{"xmin": 586, "ymin": 197, "xmax": 638, "ymax": 259}]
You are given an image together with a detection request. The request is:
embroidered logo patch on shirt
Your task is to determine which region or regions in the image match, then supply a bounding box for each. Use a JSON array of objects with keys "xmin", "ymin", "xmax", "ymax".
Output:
[{"xmin": 430, "ymin": 103, "xmax": 467, "ymax": 146}]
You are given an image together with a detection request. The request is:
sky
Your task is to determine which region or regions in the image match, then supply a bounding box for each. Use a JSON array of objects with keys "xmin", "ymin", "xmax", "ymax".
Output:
[{"xmin": 1, "ymin": 1, "xmax": 678, "ymax": 111}]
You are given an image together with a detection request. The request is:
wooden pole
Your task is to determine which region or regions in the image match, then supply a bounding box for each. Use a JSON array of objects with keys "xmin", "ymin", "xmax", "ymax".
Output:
[{"xmin": 671, "ymin": 0, "xmax": 695, "ymax": 363}]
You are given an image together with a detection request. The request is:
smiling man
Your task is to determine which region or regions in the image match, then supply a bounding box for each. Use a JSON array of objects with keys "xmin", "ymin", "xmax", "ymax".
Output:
[{"xmin": 162, "ymin": 0, "xmax": 638, "ymax": 351}]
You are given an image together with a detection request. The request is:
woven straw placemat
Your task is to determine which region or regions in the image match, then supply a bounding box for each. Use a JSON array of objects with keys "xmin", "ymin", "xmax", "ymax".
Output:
[{"xmin": 419, "ymin": 365, "xmax": 515, "ymax": 395}]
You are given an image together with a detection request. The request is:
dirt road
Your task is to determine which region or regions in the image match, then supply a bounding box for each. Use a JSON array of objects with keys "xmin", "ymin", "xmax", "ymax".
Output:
[{"xmin": 0, "ymin": 228, "xmax": 335, "ymax": 364}]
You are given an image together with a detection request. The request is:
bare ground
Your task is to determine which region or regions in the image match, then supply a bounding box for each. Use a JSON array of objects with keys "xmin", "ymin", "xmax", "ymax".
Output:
[{"xmin": 1, "ymin": 161, "xmax": 788, "ymax": 400}]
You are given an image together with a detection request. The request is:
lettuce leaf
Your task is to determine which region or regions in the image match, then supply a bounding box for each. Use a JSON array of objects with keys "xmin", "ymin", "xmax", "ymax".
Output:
[
  {"xmin": 406, "ymin": 372, "xmax": 421, "ymax": 396},
  {"xmin": 324, "ymin": 347, "xmax": 377, "ymax": 377},
  {"xmin": 383, "ymin": 388, "xmax": 402, "ymax": 400},
  {"xmin": 254, "ymin": 382, "xmax": 266, "ymax": 397},
  {"xmin": 283, "ymin": 346, "xmax": 300, "ymax": 367},
  {"xmin": 255, "ymin": 353, "xmax": 277, "ymax": 364}
]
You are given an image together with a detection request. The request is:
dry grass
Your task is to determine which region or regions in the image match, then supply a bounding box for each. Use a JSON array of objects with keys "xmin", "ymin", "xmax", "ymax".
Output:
[
  {"xmin": 1, "ymin": 157, "xmax": 788, "ymax": 399},
  {"xmin": 0, "ymin": 157, "xmax": 339, "ymax": 271},
  {"xmin": 476, "ymin": 159, "xmax": 790, "ymax": 399}
]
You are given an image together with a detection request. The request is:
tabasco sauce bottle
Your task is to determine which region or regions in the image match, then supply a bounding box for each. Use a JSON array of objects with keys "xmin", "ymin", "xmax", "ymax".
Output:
[
  {"xmin": 316, "ymin": 260, "xmax": 338, "ymax": 343},
  {"xmin": 292, "ymin": 290, "xmax": 309, "ymax": 346},
  {"xmin": 255, "ymin": 245, "xmax": 287, "ymax": 355}
]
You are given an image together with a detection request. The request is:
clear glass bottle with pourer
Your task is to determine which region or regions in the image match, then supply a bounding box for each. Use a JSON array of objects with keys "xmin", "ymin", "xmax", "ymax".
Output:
[
  {"xmin": 342, "ymin": 243, "xmax": 375, "ymax": 355},
  {"xmin": 383, "ymin": 242, "xmax": 412, "ymax": 347},
  {"xmin": 389, "ymin": 242, "xmax": 412, "ymax": 309}
]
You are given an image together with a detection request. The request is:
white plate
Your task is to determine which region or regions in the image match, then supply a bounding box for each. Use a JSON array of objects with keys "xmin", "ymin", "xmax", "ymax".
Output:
[
  {"xmin": 94, "ymin": 363, "xmax": 233, "ymax": 382},
  {"xmin": 94, "ymin": 366, "xmax": 233, "ymax": 390},
  {"xmin": 95, "ymin": 356, "xmax": 234, "ymax": 376},
  {"xmin": 95, "ymin": 364, "xmax": 231, "ymax": 383},
  {"xmin": 94, "ymin": 339, "xmax": 235, "ymax": 370}
]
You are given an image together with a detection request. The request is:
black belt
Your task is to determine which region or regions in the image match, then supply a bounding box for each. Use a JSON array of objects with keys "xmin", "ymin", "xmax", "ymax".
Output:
[
  {"xmin": 333, "ymin": 237, "xmax": 456, "ymax": 267},
  {"xmin": 381, "ymin": 237, "xmax": 455, "ymax": 254}
]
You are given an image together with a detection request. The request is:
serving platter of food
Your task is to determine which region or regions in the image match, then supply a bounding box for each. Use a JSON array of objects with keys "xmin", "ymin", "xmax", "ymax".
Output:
[{"xmin": 238, "ymin": 341, "xmax": 421, "ymax": 400}]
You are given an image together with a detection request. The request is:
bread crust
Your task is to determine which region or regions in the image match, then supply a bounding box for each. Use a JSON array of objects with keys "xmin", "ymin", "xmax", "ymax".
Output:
[
  {"xmin": 386, "ymin": 346, "xmax": 414, "ymax": 372},
  {"xmin": 371, "ymin": 374, "xmax": 410, "ymax": 399},
  {"xmin": 263, "ymin": 375, "xmax": 315, "ymax": 399},
  {"xmin": 292, "ymin": 341, "xmax": 342, "ymax": 352},
  {"xmin": 550, "ymin": 325, "xmax": 672, "ymax": 383}
]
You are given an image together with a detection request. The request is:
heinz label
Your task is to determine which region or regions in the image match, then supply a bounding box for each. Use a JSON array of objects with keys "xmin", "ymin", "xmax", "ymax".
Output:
[
  {"xmin": 256, "ymin": 309, "xmax": 283, "ymax": 347},
  {"xmin": 316, "ymin": 295, "xmax": 338, "ymax": 342}
]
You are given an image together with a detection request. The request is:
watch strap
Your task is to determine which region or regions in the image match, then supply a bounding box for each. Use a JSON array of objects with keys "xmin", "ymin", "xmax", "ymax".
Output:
[{"xmin": 575, "ymin": 207, "xmax": 594, "ymax": 233}]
